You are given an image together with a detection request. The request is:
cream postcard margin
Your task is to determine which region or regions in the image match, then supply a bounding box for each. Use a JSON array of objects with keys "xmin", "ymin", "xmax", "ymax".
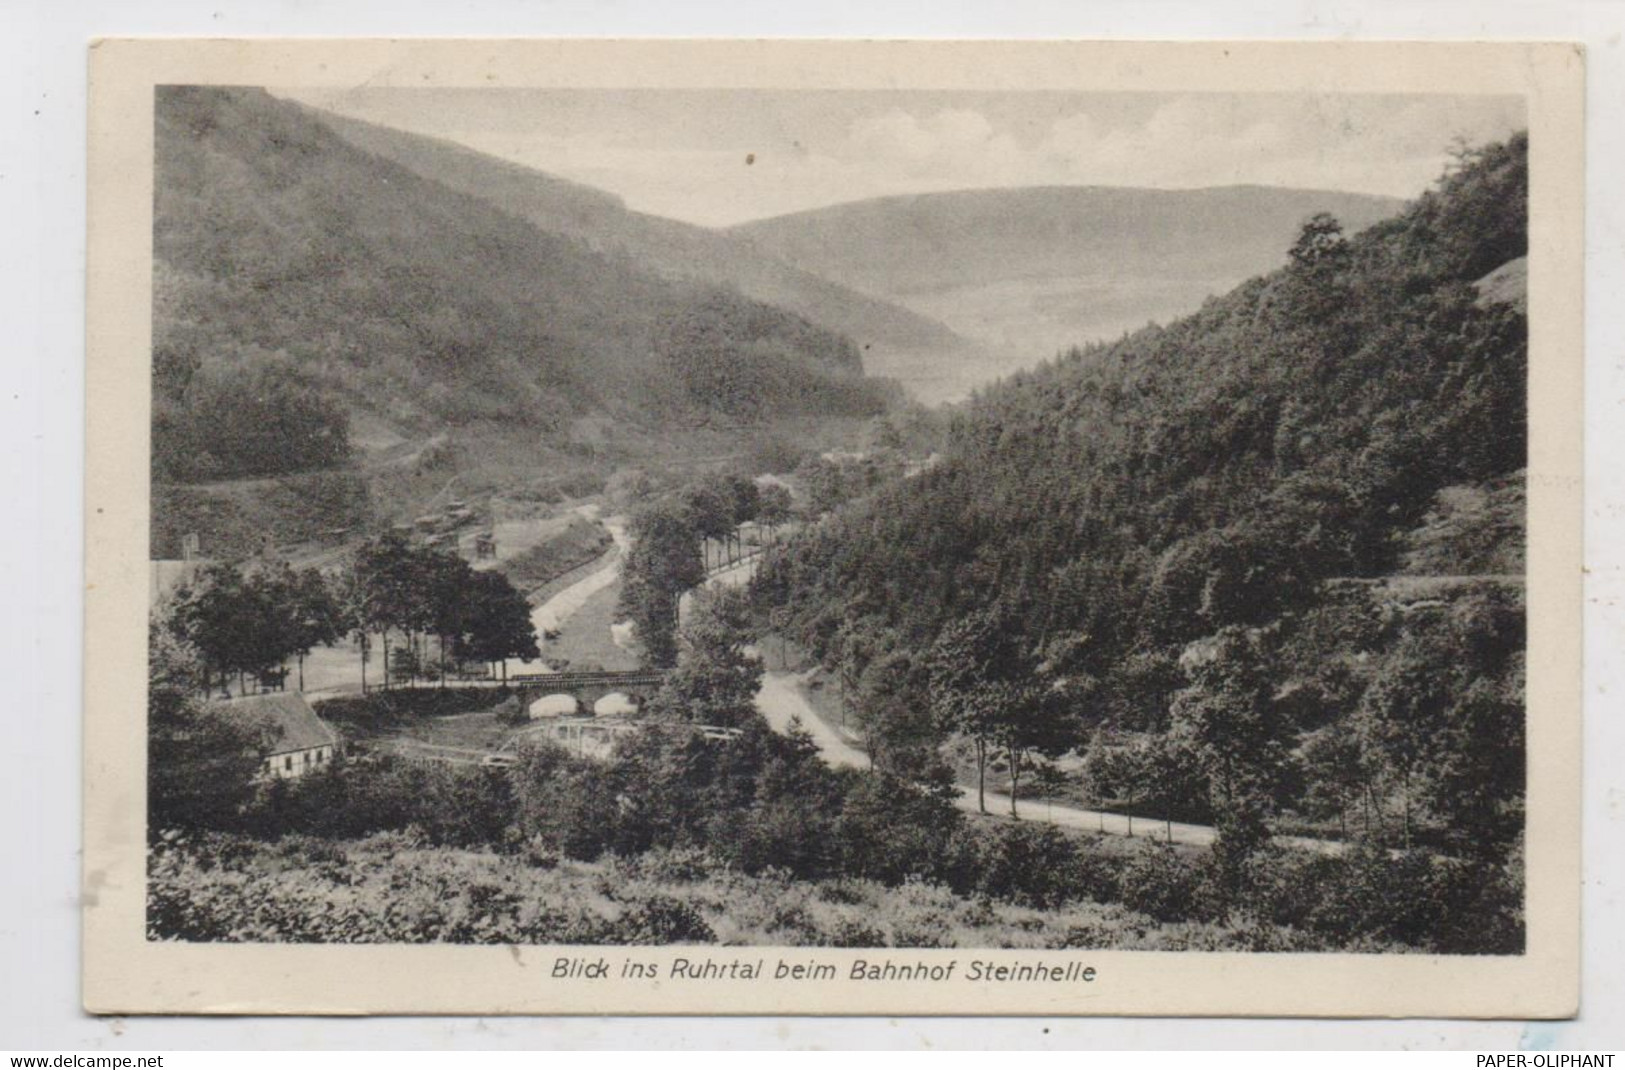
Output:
[{"xmin": 84, "ymin": 38, "xmax": 1584, "ymax": 1017}]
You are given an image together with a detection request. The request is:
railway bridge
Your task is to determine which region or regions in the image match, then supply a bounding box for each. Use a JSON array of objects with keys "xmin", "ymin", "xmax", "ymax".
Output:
[{"xmin": 506, "ymin": 669, "xmax": 666, "ymax": 715}]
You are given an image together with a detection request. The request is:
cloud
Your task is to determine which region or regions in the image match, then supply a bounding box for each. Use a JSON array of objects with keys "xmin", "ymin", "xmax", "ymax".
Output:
[
  {"xmin": 840, "ymin": 108, "xmax": 1026, "ymax": 184},
  {"xmin": 818, "ymin": 96, "xmax": 1524, "ymax": 213},
  {"xmin": 1028, "ymin": 95, "xmax": 1524, "ymax": 194},
  {"xmin": 279, "ymin": 88, "xmax": 1526, "ymax": 226}
]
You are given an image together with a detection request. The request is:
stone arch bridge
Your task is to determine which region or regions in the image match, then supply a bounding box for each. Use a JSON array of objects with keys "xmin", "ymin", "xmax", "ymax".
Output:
[{"xmin": 508, "ymin": 669, "xmax": 665, "ymax": 715}]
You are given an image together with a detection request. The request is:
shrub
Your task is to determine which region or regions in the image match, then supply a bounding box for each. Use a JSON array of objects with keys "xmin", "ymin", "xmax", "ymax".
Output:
[
  {"xmin": 832, "ymin": 772, "xmax": 962, "ymax": 885},
  {"xmin": 313, "ymin": 687, "xmax": 512, "ymax": 725},
  {"xmin": 636, "ymin": 846, "xmax": 728, "ymax": 884},
  {"xmin": 825, "ymin": 917, "xmax": 888, "ymax": 948},
  {"xmin": 815, "ymin": 878, "xmax": 871, "ymax": 906},
  {"xmin": 492, "ymin": 695, "xmax": 526, "ymax": 726},
  {"xmin": 1118, "ymin": 842, "xmax": 1204, "ymax": 922},
  {"xmin": 611, "ymin": 895, "xmax": 716, "ymax": 945},
  {"xmin": 976, "ymin": 823, "xmax": 1087, "ymax": 909}
]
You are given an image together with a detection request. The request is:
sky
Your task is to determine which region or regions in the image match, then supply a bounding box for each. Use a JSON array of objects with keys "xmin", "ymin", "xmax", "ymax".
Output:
[{"xmin": 277, "ymin": 88, "xmax": 1526, "ymax": 228}]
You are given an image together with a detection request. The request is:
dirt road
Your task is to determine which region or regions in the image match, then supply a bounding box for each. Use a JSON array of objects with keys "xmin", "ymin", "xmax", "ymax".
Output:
[
  {"xmin": 754, "ymin": 669, "xmax": 869, "ymax": 769},
  {"xmin": 751, "ymin": 666, "xmax": 1345, "ymax": 854}
]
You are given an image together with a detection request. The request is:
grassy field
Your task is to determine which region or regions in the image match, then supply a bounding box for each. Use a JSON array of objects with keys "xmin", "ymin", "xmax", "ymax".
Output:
[
  {"xmin": 495, "ymin": 515, "xmax": 614, "ymax": 592},
  {"xmin": 543, "ymin": 578, "xmax": 640, "ymax": 673}
]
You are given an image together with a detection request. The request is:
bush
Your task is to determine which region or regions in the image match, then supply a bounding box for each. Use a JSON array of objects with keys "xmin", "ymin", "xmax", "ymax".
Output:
[
  {"xmin": 831, "ymin": 772, "xmax": 961, "ymax": 885},
  {"xmin": 635, "ymin": 846, "xmax": 728, "ymax": 884},
  {"xmin": 976, "ymin": 823, "xmax": 1087, "ymax": 909},
  {"xmin": 1118, "ymin": 842, "xmax": 1205, "ymax": 923},
  {"xmin": 491, "ymin": 695, "xmax": 526, "ymax": 726},
  {"xmin": 313, "ymin": 688, "xmax": 512, "ymax": 726},
  {"xmin": 826, "ymin": 917, "xmax": 888, "ymax": 947},
  {"xmin": 612, "ymin": 895, "xmax": 716, "ymax": 944}
]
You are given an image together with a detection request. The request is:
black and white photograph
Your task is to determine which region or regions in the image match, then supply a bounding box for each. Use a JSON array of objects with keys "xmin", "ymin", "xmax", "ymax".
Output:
[{"xmin": 80, "ymin": 38, "xmax": 1584, "ymax": 1017}]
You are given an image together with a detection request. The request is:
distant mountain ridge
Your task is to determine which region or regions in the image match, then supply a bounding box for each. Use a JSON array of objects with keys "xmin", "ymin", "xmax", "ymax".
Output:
[
  {"xmin": 730, "ymin": 184, "xmax": 1406, "ymax": 397},
  {"xmin": 729, "ymin": 184, "xmax": 1406, "ymax": 293}
]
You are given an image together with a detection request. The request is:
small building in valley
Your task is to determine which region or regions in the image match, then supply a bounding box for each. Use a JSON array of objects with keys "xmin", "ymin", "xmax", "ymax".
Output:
[{"xmin": 218, "ymin": 692, "xmax": 343, "ymax": 779}]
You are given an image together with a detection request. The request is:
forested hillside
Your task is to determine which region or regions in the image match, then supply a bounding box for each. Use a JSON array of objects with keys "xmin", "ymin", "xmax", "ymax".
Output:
[
  {"xmin": 152, "ymin": 86, "xmax": 890, "ymax": 491},
  {"xmin": 299, "ymin": 104, "xmax": 983, "ymax": 382},
  {"xmin": 754, "ymin": 136, "xmax": 1528, "ymax": 895}
]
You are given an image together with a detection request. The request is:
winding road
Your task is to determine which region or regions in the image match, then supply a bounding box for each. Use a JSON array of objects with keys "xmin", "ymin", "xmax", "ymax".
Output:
[{"xmin": 750, "ymin": 662, "xmax": 1345, "ymax": 855}]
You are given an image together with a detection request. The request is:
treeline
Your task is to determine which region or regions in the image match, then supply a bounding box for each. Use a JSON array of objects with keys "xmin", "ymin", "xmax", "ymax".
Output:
[
  {"xmin": 163, "ymin": 532, "xmax": 539, "ymax": 695},
  {"xmin": 751, "ymin": 136, "xmax": 1530, "ymax": 872},
  {"xmin": 148, "ymin": 575, "xmax": 1519, "ymax": 952}
]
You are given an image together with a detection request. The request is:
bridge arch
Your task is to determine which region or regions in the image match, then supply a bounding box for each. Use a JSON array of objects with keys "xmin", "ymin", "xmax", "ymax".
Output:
[
  {"xmin": 592, "ymin": 691, "xmax": 638, "ymax": 716},
  {"xmin": 528, "ymin": 693, "xmax": 580, "ymax": 719}
]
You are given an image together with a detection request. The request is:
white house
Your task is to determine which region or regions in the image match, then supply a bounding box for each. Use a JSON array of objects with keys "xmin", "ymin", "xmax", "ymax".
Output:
[{"xmin": 218, "ymin": 692, "xmax": 342, "ymax": 779}]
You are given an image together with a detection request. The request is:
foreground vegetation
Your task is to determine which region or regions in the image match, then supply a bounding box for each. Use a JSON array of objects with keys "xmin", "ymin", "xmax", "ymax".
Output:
[
  {"xmin": 150, "ymin": 829, "xmax": 1413, "ymax": 951},
  {"xmin": 148, "ymin": 736, "xmax": 1519, "ymax": 953}
]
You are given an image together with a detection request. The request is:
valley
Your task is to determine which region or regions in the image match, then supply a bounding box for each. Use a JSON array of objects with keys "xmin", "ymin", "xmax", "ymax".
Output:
[{"xmin": 145, "ymin": 88, "xmax": 1530, "ymax": 956}]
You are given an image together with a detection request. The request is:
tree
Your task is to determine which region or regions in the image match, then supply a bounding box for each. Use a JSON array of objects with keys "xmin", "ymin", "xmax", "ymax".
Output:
[
  {"xmin": 1138, "ymin": 734, "xmax": 1207, "ymax": 841},
  {"xmin": 168, "ymin": 563, "xmax": 254, "ymax": 697},
  {"xmin": 169, "ymin": 562, "xmax": 307, "ymax": 696},
  {"xmin": 717, "ymin": 472, "xmax": 761, "ymax": 566},
  {"xmin": 148, "ymin": 618, "xmax": 279, "ymax": 829},
  {"xmin": 853, "ymin": 646, "xmax": 945, "ymax": 777},
  {"xmin": 278, "ymin": 566, "xmax": 343, "ymax": 691},
  {"xmin": 1169, "ymin": 628, "xmax": 1291, "ymax": 894},
  {"xmin": 619, "ymin": 501, "xmax": 705, "ymax": 668},
  {"xmin": 349, "ymin": 533, "xmax": 427, "ymax": 689},
  {"xmin": 1104, "ymin": 646, "xmax": 1183, "ymax": 732},
  {"xmin": 1354, "ymin": 641, "xmax": 1449, "ymax": 850},
  {"xmin": 928, "ymin": 613, "xmax": 1006, "ymax": 815},
  {"xmin": 455, "ymin": 569, "xmax": 540, "ymax": 683},
  {"xmin": 1427, "ymin": 668, "xmax": 1524, "ymax": 856},
  {"xmin": 679, "ymin": 480, "xmax": 735, "ymax": 573},
  {"xmin": 929, "ymin": 606, "xmax": 1079, "ymax": 817},
  {"xmin": 1287, "ymin": 212, "xmax": 1351, "ymax": 275},
  {"xmin": 646, "ymin": 588, "xmax": 763, "ymax": 727},
  {"xmin": 756, "ymin": 482, "xmax": 793, "ymax": 550},
  {"xmin": 1298, "ymin": 723, "xmax": 1370, "ymax": 840},
  {"xmin": 419, "ymin": 549, "xmax": 478, "ymax": 685}
]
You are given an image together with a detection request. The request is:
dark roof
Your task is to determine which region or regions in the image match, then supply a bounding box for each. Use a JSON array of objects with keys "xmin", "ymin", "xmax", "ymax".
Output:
[{"xmin": 215, "ymin": 692, "xmax": 340, "ymax": 755}]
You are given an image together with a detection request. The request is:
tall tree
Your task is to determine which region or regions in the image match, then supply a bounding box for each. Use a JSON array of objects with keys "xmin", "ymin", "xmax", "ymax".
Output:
[
  {"xmin": 619, "ymin": 501, "xmax": 705, "ymax": 668},
  {"xmin": 350, "ymin": 533, "xmax": 426, "ymax": 689},
  {"xmin": 1169, "ymin": 628, "xmax": 1291, "ymax": 893},
  {"xmin": 929, "ymin": 605, "xmax": 1079, "ymax": 817},
  {"xmin": 646, "ymin": 588, "xmax": 763, "ymax": 727},
  {"xmin": 680, "ymin": 480, "xmax": 735, "ymax": 573},
  {"xmin": 455, "ymin": 569, "xmax": 540, "ymax": 684},
  {"xmin": 756, "ymin": 482, "xmax": 793, "ymax": 550}
]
